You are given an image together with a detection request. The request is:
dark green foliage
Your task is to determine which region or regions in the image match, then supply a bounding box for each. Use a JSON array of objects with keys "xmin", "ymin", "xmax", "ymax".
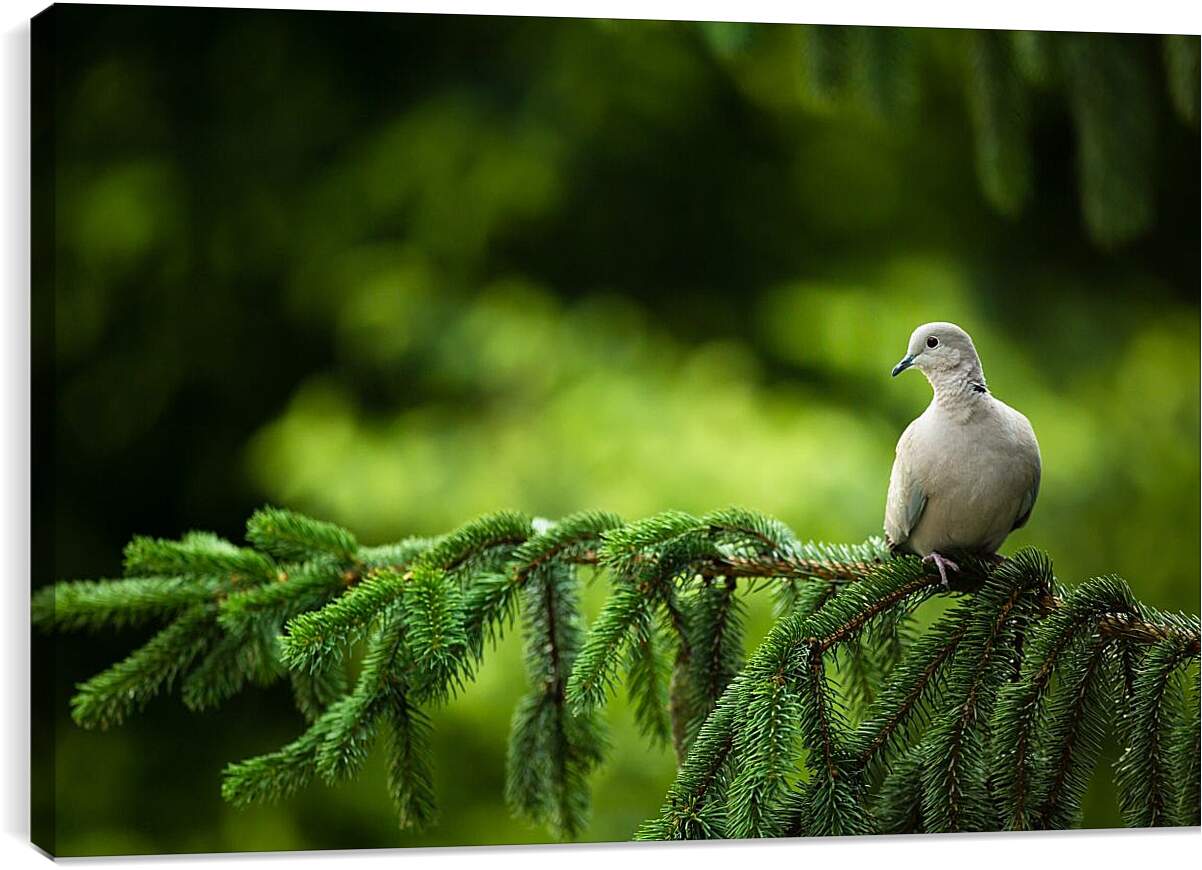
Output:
[
  {"xmin": 1170, "ymin": 667, "xmax": 1201, "ymax": 826},
  {"xmin": 759, "ymin": 26, "xmax": 1192, "ymax": 247},
  {"xmin": 70, "ymin": 606, "xmax": 216, "ymax": 729},
  {"xmin": 506, "ymin": 561, "xmax": 606, "ymax": 839},
  {"xmin": 1115, "ymin": 632, "xmax": 1200, "ymax": 826},
  {"xmin": 289, "ymin": 659, "xmax": 348, "ymax": 723},
  {"xmin": 1061, "ymin": 33, "xmax": 1157, "ymax": 247},
  {"xmin": 221, "ymin": 714, "xmax": 333, "ymax": 808},
  {"xmin": 852, "ymin": 602, "xmax": 972, "ymax": 773},
  {"xmin": 1028, "ymin": 637, "xmax": 1114, "ymax": 829},
  {"xmin": 279, "ymin": 569, "xmax": 406, "ymax": 672},
  {"xmin": 677, "ymin": 577, "xmax": 745, "ymax": 750},
  {"xmin": 990, "ymin": 575, "xmax": 1137, "ymax": 829},
  {"xmin": 247, "ymin": 506, "xmax": 360, "ymax": 563},
  {"xmin": 965, "ymin": 30, "xmax": 1032, "ymax": 216},
  {"xmin": 797, "ymin": 24, "xmax": 918, "ymax": 120},
  {"xmin": 872, "ymin": 744, "xmax": 925, "ymax": 834},
  {"xmin": 386, "ymin": 693, "xmax": 437, "ymax": 829},
  {"xmin": 566, "ymin": 581, "xmax": 652, "ymax": 711},
  {"xmin": 32, "ymin": 576, "xmax": 215, "ymax": 632},
  {"xmin": 846, "ymin": 26, "xmax": 919, "ymax": 121},
  {"xmin": 36, "ymin": 505, "xmax": 1201, "ymax": 841},
  {"xmin": 697, "ymin": 21, "xmax": 754, "ymax": 59},
  {"xmin": 1010, "ymin": 30, "xmax": 1054, "ymax": 86},
  {"xmin": 625, "ymin": 615, "xmax": 673, "ymax": 746},
  {"xmin": 919, "ymin": 552, "xmax": 1050, "ymax": 832},
  {"xmin": 123, "ymin": 532, "xmax": 277, "ymax": 583},
  {"xmin": 1163, "ymin": 35, "xmax": 1200, "ymax": 129},
  {"xmin": 400, "ymin": 565, "xmax": 469, "ymax": 702},
  {"xmin": 799, "ymin": 24, "xmax": 852, "ymax": 108}
]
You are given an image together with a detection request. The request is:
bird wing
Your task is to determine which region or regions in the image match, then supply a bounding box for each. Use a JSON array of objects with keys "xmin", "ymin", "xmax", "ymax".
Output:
[
  {"xmin": 1010, "ymin": 453, "xmax": 1041, "ymax": 532},
  {"xmin": 884, "ymin": 422, "xmax": 928, "ymax": 551}
]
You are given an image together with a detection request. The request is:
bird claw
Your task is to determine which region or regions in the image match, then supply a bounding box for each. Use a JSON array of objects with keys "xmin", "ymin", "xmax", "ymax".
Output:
[{"xmin": 923, "ymin": 552, "xmax": 960, "ymax": 589}]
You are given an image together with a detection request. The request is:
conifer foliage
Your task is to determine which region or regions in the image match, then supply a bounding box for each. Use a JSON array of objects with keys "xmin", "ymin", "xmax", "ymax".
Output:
[
  {"xmin": 708, "ymin": 24, "xmax": 1201, "ymax": 248},
  {"xmin": 34, "ymin": 506, "xmax": 1200, "ymax": 839}
]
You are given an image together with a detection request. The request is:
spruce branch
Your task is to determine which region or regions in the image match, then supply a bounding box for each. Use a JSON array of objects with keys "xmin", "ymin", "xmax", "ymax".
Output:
[
  {"xmin": 289, "ymin": 657, "xmax": 348, "ymax": 722},
  {"xmin": 385, "ymin": 690, "xmax": 438, "ymax": 830},
  {"xmin": 991, "ymin": 575, "xmax": 1139, "ymax": 829},
  {"xmin": 279, "ymin": 569, "xmax": 407, "ymax": 673},
  {"xmin": 70, "ymin": 605, "xmax": 216, "ymax": 729},
  {"xmin": 507, "ymin": 561, "xmax": 605, "ymax": 840},
  {"xmin": 725, "ymin": 670, "xmax": 804, "ymax": 838},
  {"xmin": 635, "ymin": 689, "xmax": 740, "ymax": 840},
  {"xmin": 1030, "ymin": 637, "xmax": 1115, "ymax": 828},
  {"xmin": 626, "ymin": 615, "xmax": 674, "ymax": 746},
  {"xmin": 400, "ymin": 565, "xmax": 470, "ymax": 702},
  {"xmin": 221, "ymin": 712, "xmax": 335, "ymax": 808},
  {"xmin": 216, "ymin": 559, "xmax": 349, "ymax": 637},
  {"xmin": 123, "ymin": 532, "xmax": 277, "ymax": 584},
  {"xmin": 566, "ymin": 581, "xmax": 654, "ymax": 712},
  {"xmin": 414, "ymin": 510, "xmax": 532, "ymax": 576},
  {"xmin": 247, "ymin": 506, "xmax": 360, "ymax": 564},
  {"xmin": 39, "ymin": 504, "xmax": 1202, "ymax": 842},
  {"xmin": 314, "ymin": 615, "xmax": 404, "ymax": 784},
  {"xmin": 1115, "ymin": 631, "xmax": 1201, "ymax": 826},
  {"xmin": 1170, "ymin": 668, "xmax": 1201, "ymax": 826},
  {"xmin": 919, "ymin": 550, "xmax": 1051, "ymax": 833},
  {"xmin": 676, "ymin": 576, "xmax": 745, "ymax": 754},
  {"xmin": 32, "ymin": 576, "xmax": 216, "ymax": 632},
  {"xmin": 852, "ymin": 602, "xmax": 973, "ymax": 772},
  {"xmin": 463, "ymin": 510, "xmax": 623, "ymax": 659},
  {"xmin": 181, "ymin": 623, "xmax": 281, "ymax": 712},
  {"xmin": 872, "ymin": 742, "xmax": 926, "ymax": 834}
]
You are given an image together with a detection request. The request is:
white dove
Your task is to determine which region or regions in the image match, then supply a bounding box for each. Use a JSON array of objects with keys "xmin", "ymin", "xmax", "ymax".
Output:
[{"xmin": 884, "ymin": 322, "xmax": 1041, "ymax": 586}]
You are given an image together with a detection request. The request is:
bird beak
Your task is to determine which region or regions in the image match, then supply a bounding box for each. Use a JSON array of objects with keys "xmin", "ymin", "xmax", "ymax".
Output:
[{"xmin": 891, "ymin": 355, "xmax": 915, "ymax": 377}]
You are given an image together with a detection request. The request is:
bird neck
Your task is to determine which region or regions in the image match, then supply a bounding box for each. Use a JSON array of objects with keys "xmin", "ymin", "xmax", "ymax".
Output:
[{"xmin": 927, "ymin": 367, "xmax": 989, "ymax": 421}]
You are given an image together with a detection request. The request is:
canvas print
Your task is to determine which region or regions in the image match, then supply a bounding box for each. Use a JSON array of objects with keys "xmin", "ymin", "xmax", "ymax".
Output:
[{"xmin": 31, "ymin": 2, "xmax": 1201, "ymax": 857}]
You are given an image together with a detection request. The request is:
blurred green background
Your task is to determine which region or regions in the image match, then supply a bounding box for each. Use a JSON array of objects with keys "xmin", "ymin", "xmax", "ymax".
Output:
[{"xmin": 33, "ymin": 5, "xmax": 1200, "ymax": 856}]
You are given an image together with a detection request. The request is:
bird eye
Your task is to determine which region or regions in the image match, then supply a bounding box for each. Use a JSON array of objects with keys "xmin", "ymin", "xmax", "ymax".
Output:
[{"xmin": 926, "ymin": 336, "xmax": 939, "ymax": 349}]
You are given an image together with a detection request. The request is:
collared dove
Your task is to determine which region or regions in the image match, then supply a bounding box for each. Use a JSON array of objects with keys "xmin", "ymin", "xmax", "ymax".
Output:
[{"xmin": 884, "ymin": 322, "xmax": 1041, "ymax": 586}]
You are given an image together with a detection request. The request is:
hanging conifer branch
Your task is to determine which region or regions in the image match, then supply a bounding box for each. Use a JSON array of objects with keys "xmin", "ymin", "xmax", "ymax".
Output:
[
  {"xmin": 1115, "ymin": 631, "xmax": 1201, "ymax": 827},
  {"xmin": 507, "ymin": 559, "xmax": 606, "ymax": 839},
  {"xmin": 674, "ymin": 576, "xmax": 744, "ymax": 756},
  {"xmin": 712, "ymin": 25, "xmax": 1198, "ymax": 248},
  {"xmin": 919, "ymin": 555, "xmax": 1047, "ymax": 833},
  {"xmin": 1030, "ymin": 636, "xmax": 1114, "ymax": 829},
  {"xmin": 852, "ymin": 603, "xmax": 973, "ymax": 772},
  {"xmin": 34, "ymin": 505, "xmax": 1201, "ymax": 841}
]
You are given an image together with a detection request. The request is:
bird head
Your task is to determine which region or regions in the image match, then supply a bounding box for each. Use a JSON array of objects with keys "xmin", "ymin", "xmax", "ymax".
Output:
[{"xmin": 891, "ymin": 322, "xmax": 984, "ymax": 385}]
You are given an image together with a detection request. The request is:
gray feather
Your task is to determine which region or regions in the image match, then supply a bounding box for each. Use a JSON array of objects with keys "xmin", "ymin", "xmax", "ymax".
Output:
[
  {"xmin": 1011, "ymin": 464, "xmax": 1040, "ymax": 532},
  {"xmin": 883, "ymin": 322, "xmax": 1042, "ymax": 558}
]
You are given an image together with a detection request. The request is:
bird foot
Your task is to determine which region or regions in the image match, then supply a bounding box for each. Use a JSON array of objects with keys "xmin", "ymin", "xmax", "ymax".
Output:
[{"xmin": 923, "ymin": 552, "xmax": 960, "ymax": 589}]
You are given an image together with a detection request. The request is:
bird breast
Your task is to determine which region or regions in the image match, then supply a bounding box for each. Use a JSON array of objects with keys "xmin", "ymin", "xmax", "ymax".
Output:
[{"xmin": 904, "ymin": 401, "xmax": 1039, "ymax": 556}]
